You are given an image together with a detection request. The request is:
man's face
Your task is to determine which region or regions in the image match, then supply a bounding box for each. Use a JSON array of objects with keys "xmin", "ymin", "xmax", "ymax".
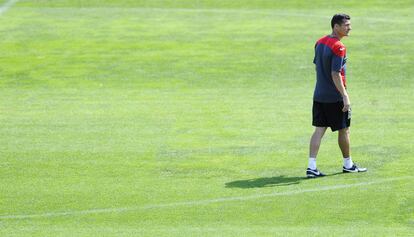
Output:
[{"xmin": 336, "ymin": 19, "xmax": 352, "ymax": 37}]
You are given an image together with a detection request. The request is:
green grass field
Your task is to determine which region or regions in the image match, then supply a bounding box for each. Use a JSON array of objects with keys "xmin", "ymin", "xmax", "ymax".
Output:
[{"xmin": 1, "ymin": 0, "xmax": 413, "ymax": 236}]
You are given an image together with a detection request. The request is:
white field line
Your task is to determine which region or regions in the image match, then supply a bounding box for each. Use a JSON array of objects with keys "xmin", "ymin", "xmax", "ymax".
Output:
[
  {"xmin": 0, "ymin": 0, "xmax": 18, "ymax": 16},
  {"xmin": 0, "ymin": 176, "xmax": 410, "ymax": 220}
]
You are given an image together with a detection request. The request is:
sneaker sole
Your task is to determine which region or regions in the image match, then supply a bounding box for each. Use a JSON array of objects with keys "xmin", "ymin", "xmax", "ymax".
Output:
[
  {"xmin": 343, "ymin": 169, "xmax": 368, "ymax": 173},
  {"xmin": 306, "ymin": 174, "xmax": 325, "ymax": 178}
]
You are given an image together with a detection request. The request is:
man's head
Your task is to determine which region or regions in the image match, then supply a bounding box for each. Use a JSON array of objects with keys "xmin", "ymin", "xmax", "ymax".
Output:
[{"xmin": 331, "ymin": 14, "xmax": 351, "ymax": 38}]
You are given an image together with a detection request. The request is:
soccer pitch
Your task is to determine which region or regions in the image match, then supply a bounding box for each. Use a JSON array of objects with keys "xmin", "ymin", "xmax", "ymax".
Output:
[{"xmin": 0, "ymin": 0, "xmax": 413, "ymax": 236}]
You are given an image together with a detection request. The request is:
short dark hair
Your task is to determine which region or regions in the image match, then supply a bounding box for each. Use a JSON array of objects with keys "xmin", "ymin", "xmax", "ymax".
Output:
[{"xmin": 331, "ymin": 14, "xmax": 350, "ymax": 29}]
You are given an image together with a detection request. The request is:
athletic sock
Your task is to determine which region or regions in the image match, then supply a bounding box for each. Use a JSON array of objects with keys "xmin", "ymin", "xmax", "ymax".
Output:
[
  {"xmin": 308, "ymin": 157, "xmax": 317, "ymax": 170},
  {"xmin": 343, "ymin": 157, "xmax": 353, "ymax": 169}
]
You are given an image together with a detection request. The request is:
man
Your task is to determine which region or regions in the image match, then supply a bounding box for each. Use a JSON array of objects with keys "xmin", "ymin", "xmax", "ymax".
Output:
[{"xmin": 307, "ymin": 14, "xmax": 367, "ymax": 178}]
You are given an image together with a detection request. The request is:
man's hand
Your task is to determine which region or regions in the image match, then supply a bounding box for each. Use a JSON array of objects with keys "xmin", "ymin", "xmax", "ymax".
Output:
[{"xmin": 342, "ymin": 94, "xmax": 351, "ymax": 112}]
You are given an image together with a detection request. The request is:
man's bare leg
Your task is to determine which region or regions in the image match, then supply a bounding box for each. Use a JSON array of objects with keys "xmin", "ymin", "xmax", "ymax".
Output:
[
  {"xmin": 338, "ymin": 127, "xmax": 350, "ymax": 158},
  {"xmin": 310, "ymin": 127, "xmax": 328, "ymax": 158}
]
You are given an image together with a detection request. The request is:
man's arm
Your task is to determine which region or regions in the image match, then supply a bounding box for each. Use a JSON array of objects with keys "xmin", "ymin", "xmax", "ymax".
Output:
[{"xmin": 331, "ymin": 71, "xmax": 350, "ymax": 112}]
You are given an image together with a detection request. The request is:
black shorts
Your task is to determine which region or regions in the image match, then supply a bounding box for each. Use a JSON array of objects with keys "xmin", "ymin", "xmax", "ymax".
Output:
[{"xmin": 312, "ymin": 101, "xmax": 351, "ymax": 131}]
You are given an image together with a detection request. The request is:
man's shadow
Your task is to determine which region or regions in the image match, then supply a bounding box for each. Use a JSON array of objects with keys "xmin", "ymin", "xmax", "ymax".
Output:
[{"xmin": 225, "ymin": 172, "xmax": 343, "ymax": 188}]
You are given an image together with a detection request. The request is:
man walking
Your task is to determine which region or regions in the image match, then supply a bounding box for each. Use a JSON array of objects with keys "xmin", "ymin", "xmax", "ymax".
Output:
[{"xmin": 307, "ymin": 14, "xmax": 367, "ymax": 178}]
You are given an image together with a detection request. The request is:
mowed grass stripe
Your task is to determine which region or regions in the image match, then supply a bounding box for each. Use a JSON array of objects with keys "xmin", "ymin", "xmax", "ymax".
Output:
[
  {"xmin": 8, "ymin": 6, "xmax": 413, "ymax": 24},
  {"xmin": 0, "ymin": 176, "xmax": 410, "ymax": 220}
]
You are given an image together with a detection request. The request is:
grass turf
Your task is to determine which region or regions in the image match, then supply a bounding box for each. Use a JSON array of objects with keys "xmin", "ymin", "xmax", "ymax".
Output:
[{"xmin": 0, "ymin": 0, "xmax": 413, "ymax": 236}]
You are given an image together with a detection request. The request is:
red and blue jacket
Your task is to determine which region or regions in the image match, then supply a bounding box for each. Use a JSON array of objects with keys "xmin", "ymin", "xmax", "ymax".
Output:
[{"xmin": 313, "ymin": 35, "xmax": 347, "ymax": 103}]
